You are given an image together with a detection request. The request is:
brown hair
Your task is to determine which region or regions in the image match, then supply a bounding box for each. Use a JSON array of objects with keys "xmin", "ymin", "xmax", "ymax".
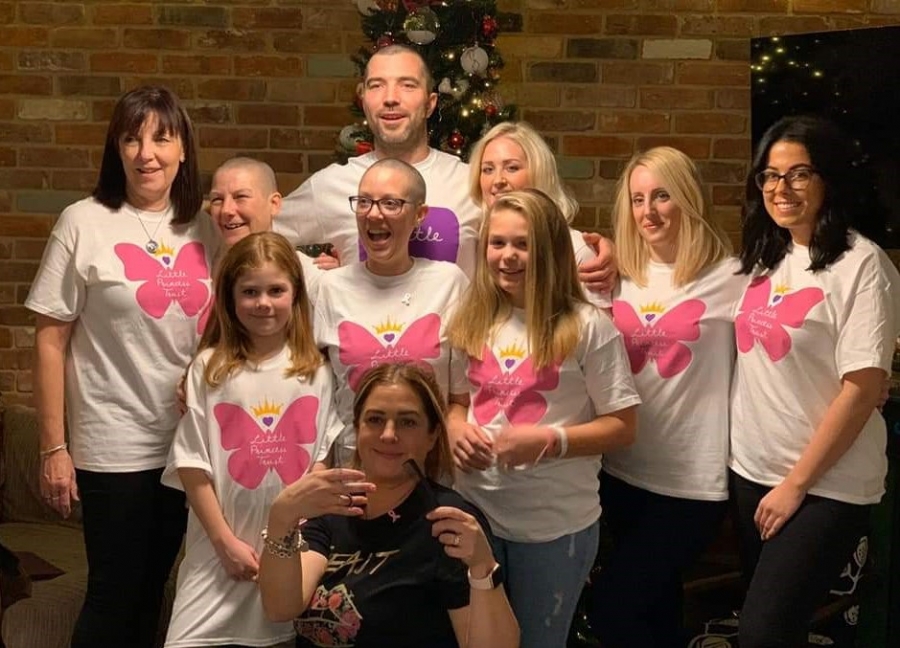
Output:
[{"xmin": 351, "ymin": 363, "xmax": 453, "ymax": 482}]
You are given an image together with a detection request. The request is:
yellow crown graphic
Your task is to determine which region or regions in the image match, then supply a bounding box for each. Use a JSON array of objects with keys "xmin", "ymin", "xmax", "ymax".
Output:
[
  {"xmin": 153, "ymin": 242, "xmax": 175, "ymax": 257},
  {"xmin": 373, "ymin": 317, "xmax": 404, "ymax": 335},
  {"xmin": 498, "ymin": 342, "xmax": 526, "ymax": 359},
  {"xmin": 774, "ymin": 283, "xmax": 791, "ymax": 295},
  {"xmin": 251, "ymin": 398, "xmax": 283, "ymax": 418},
  {"xmin": 639, "ymin": 302, "xmax": 666, "ymax": 314}
]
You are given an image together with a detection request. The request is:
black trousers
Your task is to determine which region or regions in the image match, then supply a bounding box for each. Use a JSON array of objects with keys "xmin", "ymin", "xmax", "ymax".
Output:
[
  {"xmin": 588, "ymin": 471, "xmax": 728, "ymax": 648},
  {"xmin": 71, "ymin": 468, "xmax": 187, "ymax": 648},
  {"xmin": 730, "ymin": 470, "xmax": 870, "ymax": 648}
]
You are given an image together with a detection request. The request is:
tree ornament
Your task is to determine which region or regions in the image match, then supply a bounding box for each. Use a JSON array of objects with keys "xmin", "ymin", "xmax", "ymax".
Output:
[
  {"xmin": 375, "ymin": 0, "xmax": 398, "ymax": 11},
  {"xmin": 485, "ymin": 103, "xmax": 498, "ymax": 117},
  {"xmin": 460, "ymin": 46, "xmax": 489, "ymax": 75},
  {"xmin": 355, "ymin": 0, "xmax": 380, "ymax": 14},
  {"xmin": 482, "ymin": 15, "xmax": 499, "ymax": 40},
  {"xmin": 375, "ymin": 33, "xmax": 394, "ymax": 49},
  {"xmin": 448, "ymin": 131, "xmax": 464, "ymax": 149},
  {"xmin": 355, "ymin": 140, "xmax": 374, "ymax": 155},
  {"xmin": 403, "ymin": 7, "xmax": 440, "ymax": 45}
]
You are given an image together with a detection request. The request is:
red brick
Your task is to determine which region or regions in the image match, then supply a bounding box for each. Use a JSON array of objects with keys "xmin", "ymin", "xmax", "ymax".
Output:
[
  {"xmin": 696, "ymin": 161, "xmax": 747, "ymax": 184},
  {"xmin": 91, "ymin": 53, "xmax": 158, "ymax": 74},
  {"xmin": 301, "ymin": 7, "xmax": 359, "ymax": 31},
  {"xmin": 0, "ymin": 328, "xmax": 11, "ymax": 348},
  {"xmin": 158, "ymin": 6, "xmax": 227, "ymax": 27},
  {"xmin": 0, "ymin": 147, "xmax": 15, "ymax": 166},
  {"xmin": 0, "ymin": 2, "xmax": 13, "ymax": 23},
  {"xmin": 717, "ymin": 0, "xmax": 787, "ymax": 11},
  {"xmin": 562, "ymin": 136, "xmax": 634, "ymax": 157},
  {"xmin": 640, "ymin": 88, "xmax": 713, "ymax": 109},
  {"xmin": 162, "ymin": 55, "xmax": 231, "ymax": 75},
  {"xmin": 0, "ymin": 216, "xmax": 55, "ymax": 237},
  {"xmin": 527, "ymin": 13, "xmax": 604, "ymax": 35},
  {"xmin": 0, "ymin": 74, "xmax": 52, "ymax": 94},
  {"xmin": 529, "ymin": 62, "xmax": 598, "ymax": 83},
  {"xmin": 269, "ymin": 128, "xmax": 339, "ymax": 152},
  {"xmin": 0, "ymin": 262, "xmax": 39, "ymax": 283},
  {"xmin": 199, "ymin": 127, "xmax": 268, "ymax": 149},
  {"xmin": 0, "ymin": 307, "xmax": 34, "ymax": 327},
  {"xmin": 602, "ymin": 61, "xmax": 674, "ymax": 84},
  {"xmin": 716, "ymin": 89, "xmax": 750, "ymax": 110},
  {"xmin": 712, "ymin": 185, "xmax": 743, "ymax": 206},
  {"xmin": 675, "ymin": 113, "xmax": 746, "ymax": 134},
  {"xmin": 0, "ymin": 99, "xmax": 12, "ymax": 119},
  {"xmin": 681, "ymin": 16, "xmax": 755, "ymax": 36},
  {"xmin": 562, "ymin": 86, "xmax": 636, "ymax": 108},
  {"xmin": 303, "ymin": 105, "xmax": 354, "ymax": 128},
  {"xmin": 121, "ymin": 77, "xmax": 194, "ymax": 100},
  {"xmin": 185, "ymin": 104, "xmax": 232, "ymax": 124},
  {"xmin": 20, "ymin": 2, "xmax": 85, "ymax": 24},
  {"xmin": 195, "ymin": 30, "xmax": 267, "ymax": 52},
  {"xmin": 19, "ymin": 147, "xmax": 90, "ymax": 168},
  {"xmin": 713, "ymin": 138, "xmax": 751, "ymax": 159},
  {"xmin": 232, "ymin": 7, "xmax": 304, "ymax": 28},
  {"xmin": 794, "ymin": 0, "xmax": 866, "ymax": 12},
  {"xmin": 238, "ymin": 151, "xmax": 304, "ymax": 174},
  {"xmin": 0, "ymin": 191, "xmax": 10, "ymax": 211},
  {"xmin": 123, "ymin": 28, "xmax": 192, "ymax": 50},
  {"xmin": 51, "ymin": 170, "xmax": 98, "ymax": 191},
  {"xmin": 0, "ymin": 52, "xmax": 11, "ymax": 71},
  {"xmin": 606, "ymin": 14, "xmax": 678, "ymax": 36},
  {"xmin": 92, "ymin": 99, "xmax": 116, "ymax": 122},
  {"xmin": 639, "ymin": 0, "xmax": 714, "ymax": 7},
  {"xmin": 57, "ymin": 75, "xmax": 121, "ymax": 97},
  {"xmin": 197, "ymin": 79, "xmax": 266, "ymax": 101},
  {"xmin": 758, "ymin": 16, "xmax": 830, "ymax": 34},
  {"xmin": 0, "ymin": 27, "xmax": 49, "ymax": 47},
  {"xmin": 234, "ymin": 56, "xmax": 302, "ymax": 78},
  {"xmin": 521, "ymin": 110, "xmax": 596, "ymax": 132},
  {"xmin": 17, "ymin": 371, "xmax": 32, "ymax": 393},
  {"xmin": 14, "ymin": 238, "xmax": 50, "ymax": 260},
  {"xmin": 715, "ymin": 39, "xmax": 751, "ymax": 61},
  {"xmin": 273, "ymin": 31, "xmax": 343, "ymax": 54},
  {"xmin": 91, "ymin": 4, "xmax": 154, "ymax": 25},
  {"xmin": 677, "ymin": 62, "xmax": 749, "ymax": 86},
  {"xmin": 636, "ymin": 136, "xmax": 711, "ymax": 159},
  {"xmin": 600, "ymin": 111, "xmax": 670, "ymax": 134},
  {"xmin": 50, "ymin": 28, "xmax": 118, "ymax": 49},
  {"xmin": 0, "ymin": 124, "xmax": 52, "ymax": 144},
  {"xmin": 236, "ymin": 104, "xmax": 299, "ymax": 126}
]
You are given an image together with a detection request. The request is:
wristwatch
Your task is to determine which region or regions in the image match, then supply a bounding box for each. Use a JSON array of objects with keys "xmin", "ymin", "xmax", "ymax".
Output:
[{"xmin": 468, "ymin": 562, "xmax": 503, "ymax": 590}]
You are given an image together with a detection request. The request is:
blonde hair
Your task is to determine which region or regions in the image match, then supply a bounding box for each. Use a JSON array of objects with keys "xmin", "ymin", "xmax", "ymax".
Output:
[
  {"xmin": 468, "ymin": 121, "xmax": 580, "ymax": 224},
  {"xmin": 351, "ymin": 363, "xmax": 453, "ymax": 483},
  {"xmin": 199, "ymin": 232, "xmax": 322, "ymax": 386},
  {"xmin": 613, "ymin": 146, "xmax": 732, "ymax": 287},
  {"xmin": 450, "ymin": 189, "xmax": 587, "ymax": 370}
]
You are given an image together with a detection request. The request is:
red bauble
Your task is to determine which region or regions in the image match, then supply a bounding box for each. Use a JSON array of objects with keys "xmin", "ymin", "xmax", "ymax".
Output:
[
  {"xmin": 375, "ymin": 33, "xmax": 394, "ymax": 49},
  {"xmin": 448, "ymin": 131, "xmax": 465, "ymax": 149},
  {"xmin": 355, "ymin": 140, "xmax": 374, "ymax": 155},
  {"xmin": 376, "ymin": 0, "xmax": 398, "ymax": 11},
  {"xmin": 482, "ymin": 16, "xmax": 499, "ymax": 39},
  {"xmin": 485, "ymin": 104, "xmax": 498, "ymax": 117}
]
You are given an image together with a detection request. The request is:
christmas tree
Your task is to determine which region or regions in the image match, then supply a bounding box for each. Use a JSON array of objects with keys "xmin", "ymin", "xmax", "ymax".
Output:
[{"xmin": 339, "ymin": 0, "xmax": 516, "ymax": 162}]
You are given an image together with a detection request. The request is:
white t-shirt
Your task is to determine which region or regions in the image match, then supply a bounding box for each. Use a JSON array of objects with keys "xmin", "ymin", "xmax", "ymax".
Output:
[
  {"xmin": 162, "ymin": 346, "xmax": 342, "ymax": 647},
  {"xmin": 25, "ymin": 197, "xmax": 218, "ymax": 471},
  {"xmin": 454, "ymin": 305, "xmax": 641, "ymax": 542},
  {"xmin": 296, "ymin": 250, "xmax": 322, "ymax": 306},
  {"xmin": 275, "ymin": 149, "xmax": 482, "ymax": 278},
  {"xmin": 314, "ymin": 259, "xmax": 469, "ymax": 463},
  {"xmin": 606, "ymin": 258, "xmax": 747, "ymax": 501},
  {"xmin": 730, "ymin": 234, "xmax": 900, "ymax": 505}
]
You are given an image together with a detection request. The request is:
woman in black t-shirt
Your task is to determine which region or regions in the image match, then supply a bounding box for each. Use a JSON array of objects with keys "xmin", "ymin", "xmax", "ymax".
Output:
[{"xmin": 258, "ymin": 363, "xmax": 519, "ymax": 648}]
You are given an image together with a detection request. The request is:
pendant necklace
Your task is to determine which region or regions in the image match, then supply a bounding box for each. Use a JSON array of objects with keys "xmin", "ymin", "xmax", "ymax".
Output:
[{"xmin": 130, "ymin": 205, "xmax": 169, "ymax": 253}]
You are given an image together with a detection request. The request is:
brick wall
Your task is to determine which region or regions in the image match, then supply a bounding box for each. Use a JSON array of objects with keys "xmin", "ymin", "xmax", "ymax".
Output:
[{"xmin": 0, "ymin": 0, "xmax": 898, "ymax": 405}]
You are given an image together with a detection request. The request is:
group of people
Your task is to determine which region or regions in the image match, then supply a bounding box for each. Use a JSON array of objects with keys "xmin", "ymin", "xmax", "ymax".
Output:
[{"xmin": 30, "ymin": 41, "xmax": 898, "ymax": 648}]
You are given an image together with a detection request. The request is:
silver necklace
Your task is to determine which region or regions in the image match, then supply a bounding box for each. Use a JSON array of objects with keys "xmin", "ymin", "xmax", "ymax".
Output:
[{"xmin": 130, "ymin": 206, "xmax": 168, "ymax": 253}]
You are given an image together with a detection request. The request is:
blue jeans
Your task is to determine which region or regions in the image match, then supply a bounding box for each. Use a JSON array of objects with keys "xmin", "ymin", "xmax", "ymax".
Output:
[{"xmin": 492, "ymin": 521, "xmax": 599, "ymax": 648}]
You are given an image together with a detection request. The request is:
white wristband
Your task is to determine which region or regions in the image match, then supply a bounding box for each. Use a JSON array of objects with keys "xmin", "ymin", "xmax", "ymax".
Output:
[{"xmin": 550, "ymin": 425, "xmax": 567, "ymax": 459}]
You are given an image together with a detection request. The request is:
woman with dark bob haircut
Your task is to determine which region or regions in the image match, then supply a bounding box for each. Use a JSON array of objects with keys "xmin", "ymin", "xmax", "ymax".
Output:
[
  {"xmin": 730, "ymin": 115, "xmax": 900, "ymax": 647},
  {"xmin": 26, "ymin": 86, "xmax": 219, "ymax": 647}
]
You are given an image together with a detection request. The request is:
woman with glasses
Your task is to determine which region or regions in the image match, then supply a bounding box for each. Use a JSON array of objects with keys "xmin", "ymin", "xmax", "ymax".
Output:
[
  {"xmin": 313, "ymin": 157, "xmax": 470, "ymax": 466},
  {"xmin": 730, "ymin": 115, "xmax": 899, "ymax": 647}
]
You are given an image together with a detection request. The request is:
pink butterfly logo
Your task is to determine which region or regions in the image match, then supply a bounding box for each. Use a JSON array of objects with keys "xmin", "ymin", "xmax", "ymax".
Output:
[
  {"xmin": 468, "ymin": 346, "xmax": 561, "ymax": 426},
  {"xmin": 734, "ymin": 276, "xmax": 824, "ymax": 362},
  {"xmin": 214, "ymin": 396, "xmax": 319, "ymax": 490},
  {"xmin": 114, "ymin": 242, "xmax": 210, "ymax": 319},
  {"xmin": 338, "ymin": 314, "xmax": 441, "ymax": 391},
  {"xmin": 612, "ymin": 299, "xmax": 706, "ymax": 379}
]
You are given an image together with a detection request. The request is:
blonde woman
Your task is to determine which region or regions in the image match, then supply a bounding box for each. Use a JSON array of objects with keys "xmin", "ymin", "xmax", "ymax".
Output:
[{"xmin": 588, "ymin": 147, "xmax": 747, "ymax": 648}]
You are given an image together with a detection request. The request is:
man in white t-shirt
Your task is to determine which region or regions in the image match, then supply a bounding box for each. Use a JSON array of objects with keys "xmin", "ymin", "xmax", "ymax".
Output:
[{"xmin": 275, "ymin": 45, "xmax": 614, "ymax": 285}]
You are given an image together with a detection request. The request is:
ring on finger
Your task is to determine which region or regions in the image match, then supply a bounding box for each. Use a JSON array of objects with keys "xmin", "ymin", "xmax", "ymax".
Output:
[
  {"xmin": 339, "ymin": 494, "xmax": 351, "ymax": 506},
  {"xmin": 453, "ymin": 534, "xmax": 460, "ymax": 547}
]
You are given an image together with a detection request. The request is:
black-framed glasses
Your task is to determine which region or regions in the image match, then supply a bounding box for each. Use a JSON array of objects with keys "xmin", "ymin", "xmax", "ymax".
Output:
[
  {"xmin": 349, "ymin": 196, "xmax": 412, "ymax": 217},
  {"xmin": 754, "ymin": 167, "xmax": 818, "ymax": 192}
]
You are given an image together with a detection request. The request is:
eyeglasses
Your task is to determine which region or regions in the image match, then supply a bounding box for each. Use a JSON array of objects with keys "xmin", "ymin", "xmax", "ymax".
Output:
[
  {"xmin": 349, "ymin": 196, "xmax": 413, "ymax": 217},
  {"xmin": 754, "ymin": 167, "xmax": 818, "ymax": 192}
]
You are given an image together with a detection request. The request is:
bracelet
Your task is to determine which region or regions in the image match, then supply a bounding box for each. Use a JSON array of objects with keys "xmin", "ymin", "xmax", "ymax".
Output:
[
  {"xmin": 261, "ymin": 525, "xmax": 308, "ymax": 558},
  {"xmin": 39, "ymin": 442, "xmax": 68, "ymax": 458},
  {"xmin": 550, "ymin": 425, "xmax": 568, "ymax": 459}
]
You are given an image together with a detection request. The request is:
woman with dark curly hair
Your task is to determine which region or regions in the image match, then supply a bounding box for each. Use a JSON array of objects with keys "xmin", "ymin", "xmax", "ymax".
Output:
[{"xmin": 730, "ymin": 115, "xmax": 900, "ymax": 647}]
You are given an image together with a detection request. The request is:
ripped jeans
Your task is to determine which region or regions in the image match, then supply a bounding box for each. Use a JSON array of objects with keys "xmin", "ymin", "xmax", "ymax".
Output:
[{"xmin": 491, "ymin": 520, "xmax": 599, "ymax": 648}]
